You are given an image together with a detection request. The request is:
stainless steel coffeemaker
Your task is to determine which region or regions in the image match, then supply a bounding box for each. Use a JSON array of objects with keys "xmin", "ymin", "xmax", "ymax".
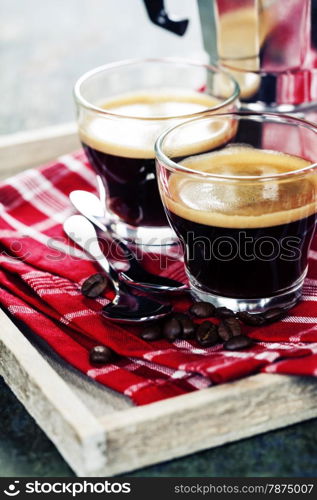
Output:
[{"xmin": 143, "ymin": 0, "xmax": 317, "ymax": 118}]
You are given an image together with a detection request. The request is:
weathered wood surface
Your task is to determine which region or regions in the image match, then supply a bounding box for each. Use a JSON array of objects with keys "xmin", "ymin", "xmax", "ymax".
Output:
[
  {"xmin": 0, "ymin": 123, "xmax": 79, "ymax": 179},
  {"xmin": 0, "ymin": 310, "xmax": 107, "ymax": 476},
  {"xmin": 1, "ymin": 127, "xmax": 317, "ymax": 476}
]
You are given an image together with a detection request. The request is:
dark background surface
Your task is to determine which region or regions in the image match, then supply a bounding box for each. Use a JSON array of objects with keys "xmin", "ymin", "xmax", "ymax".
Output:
[{"xmin": 1, "ymin": 0, "xmax": 317, "ymax": 477}]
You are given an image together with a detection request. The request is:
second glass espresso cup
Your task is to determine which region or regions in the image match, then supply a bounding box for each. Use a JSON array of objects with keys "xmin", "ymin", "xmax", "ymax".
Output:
[
  {"xmin": 155, "ymin": 113, "xmax": 317, "ymax": 312},
  {"xmin": 74, "ymin": 58, "xmax": 239, "ymax": 245}
]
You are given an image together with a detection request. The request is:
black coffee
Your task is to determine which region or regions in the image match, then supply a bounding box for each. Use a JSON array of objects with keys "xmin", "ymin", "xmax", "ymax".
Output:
[
  {"xmin": 82, "ymin": 145, "xmax": 166, "ymax": 226},
  {"xmin": 79, "ymin": 89, "xmax": 218, "ymax": 227},
  {"xmin": 164, "ymin": 147, "xmax": 317, "ymax": 298}
]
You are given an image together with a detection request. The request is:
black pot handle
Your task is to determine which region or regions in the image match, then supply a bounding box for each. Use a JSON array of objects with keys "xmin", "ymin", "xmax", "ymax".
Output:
[{"xmin": 143, "ymin": 0, "xmax": 189, "ymax": 36}]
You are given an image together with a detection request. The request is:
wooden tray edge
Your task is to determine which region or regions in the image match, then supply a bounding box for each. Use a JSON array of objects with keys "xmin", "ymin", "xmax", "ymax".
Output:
[{"xmin": 0, "ymin": 308, "xmax": 107, "ymax": 476}]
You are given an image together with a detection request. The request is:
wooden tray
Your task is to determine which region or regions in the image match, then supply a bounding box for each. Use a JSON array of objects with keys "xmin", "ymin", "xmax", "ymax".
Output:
[{"xmin": 1, "ymin": 125, "xmax": 317, "ymax": 477}]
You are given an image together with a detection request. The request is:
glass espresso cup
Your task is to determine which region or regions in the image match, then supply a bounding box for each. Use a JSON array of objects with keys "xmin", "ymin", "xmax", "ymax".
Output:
[
  {"xmin": 74, "ymin": 58, "xmax": 239, "ymax": 246},
  {"xmin": 155, "ymin": 113, "xmax": 317, "ymax": 312}
]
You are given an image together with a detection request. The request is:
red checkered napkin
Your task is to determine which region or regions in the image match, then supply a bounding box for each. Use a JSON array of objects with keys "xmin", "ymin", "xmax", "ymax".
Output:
[{"xmin": 0, "ymin": 151, "xmax": 317, "ymax": 406}]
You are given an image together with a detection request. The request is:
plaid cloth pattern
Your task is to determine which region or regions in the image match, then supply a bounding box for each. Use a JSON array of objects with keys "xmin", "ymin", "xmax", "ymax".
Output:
[{"xmin": 0, "ymin": 151, "xmax": 317, "ymax": 405}]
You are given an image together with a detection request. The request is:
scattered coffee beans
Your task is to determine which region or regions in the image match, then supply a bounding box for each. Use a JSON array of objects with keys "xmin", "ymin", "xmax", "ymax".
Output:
[
  {"xmin": 224, "ymin": 335, "xmax": 254, "ymax": 351},
  {"xmin": 163, "ymin": 318, "xmax": 182, "ymax": 342},
  {"xmin": 218, "ymin": 317, "xmax": 242, "ymax": 341},
  {"xmin": 189, "ymin": 301, "xmax": 215, "ymax": 318},
  {"xmin": 89, "ymin": 345, "xmax": 113, "ymax": 365},
  {"xmin": 141, "ymin": 325, "xmax": 161, "ymax": 341},
  {"xmin": 81, "ymin": 273, "xmax": 108, "ymax": 298},
  {"xmin": 237, "ymin": 311, "xmax": 266, "ymax": 326},
  {"xmin": 238, "ymin": 307, "xmax": 286, "ymax": 325},
  {"xmin": 263, "ymin": 307, "xmax": 286, "ymax": 323},
  {"xmin": 172, "ymin": 312, "xmax": 189, "ymax": 322},
  {"xmin": 215, "ymin": 307, "xmax": 235, "ymax": 318},
  {"xmin": 218, "ymin": 320, "xmax": 233, "ymax": 342},
  {"xmin": 180, "ymin": 317, "xmax": 196, "ymax": 339},
  {"xmin": 196, "ymin": 321, "xmax": 219, "ymax": 347},
  {"xmin": 138, "ymin": 299, "xmax": 288, "ymax": 356},
  {"xmin": 141, "ymin": 314, "xmax": 195, "ymax": 342}
]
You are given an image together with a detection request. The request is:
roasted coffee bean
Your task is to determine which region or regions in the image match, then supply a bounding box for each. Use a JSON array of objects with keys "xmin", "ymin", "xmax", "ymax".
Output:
[
  {"xmin": 218, "ymin": 317, "xmax": 241, "ymax": 341},
  {"xmin": 237, "ymin": 311, "xmax": 266, "ymax": 326},
  {"xmin": 180, "ymin": 317, "xmax": 196, "ymax": 339},
  {"xmin": 172, "ymin": 312, "xmax": 189, "ymax": 321},
  {"xmin": 218, "ymin": 321, "xmax": 232, "ymax": 342},
  {"xmin": 196, "ymin": 321, "xmax": 219, "ymax": 347},
  {"xmin": 264, "ymin": 307, "xmax": 286, "ymax": 323},
  {"xmin": 141, "ymin": 325, "xmax": 161, "ymax": 341},
  {"xmin": 215, "ymin": 307, "xmax": 235, "ymax": 318},
  {"xmin": 224, "ymin": 335, "xmax": 254, "ymax": 351},
  {"xmin": 225, "ymin": 317, "xmax": 242, "ymax": 336},
  {"xmin": 81, "ymin": 273, "xmax": 108, "ymax": 298},
  {"xmin": 171, "ymin": 312, "xmax": 195, "ymax": 338},
  {"xmin": 189, "ymin": 301, "xmax": 215, "ymax": 318},
  {"xmin": 163, "ymin": 318, "xmax": 182, "ymax": 342},
  {"xmin": 89, "ymin": 345, "xmax": 113, "ymax": 364}
]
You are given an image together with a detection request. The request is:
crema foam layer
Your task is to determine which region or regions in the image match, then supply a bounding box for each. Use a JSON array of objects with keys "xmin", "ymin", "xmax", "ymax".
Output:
[
  {"xmin": 79, "ymin": 89, "xmax": 225, "ymax": 159},
  {"xmin": 165, "ymin": 147, "xmax": 316, "ymax": 228}
]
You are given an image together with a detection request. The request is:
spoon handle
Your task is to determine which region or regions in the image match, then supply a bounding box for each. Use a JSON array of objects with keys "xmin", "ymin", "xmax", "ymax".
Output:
[
  {"xmin": 63, "ymin": 215, "xmax": 122, "ymax": 291},
  {"xmin": 90, "ymin": 221, "xmax": 136, "ymax": 263},
  {"xmin": 69, "ymin": 190, "xmax": 135, "ymax": 260}
]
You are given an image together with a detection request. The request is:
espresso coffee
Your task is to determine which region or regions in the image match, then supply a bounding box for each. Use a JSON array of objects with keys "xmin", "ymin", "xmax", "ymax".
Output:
[
  {"xmin": 164, "ymin": 147, "xmax": 317, "ymax": 298},
  {"xmin": 79, "ymin": 89, "xmax": 219, "ymax": 227}
]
